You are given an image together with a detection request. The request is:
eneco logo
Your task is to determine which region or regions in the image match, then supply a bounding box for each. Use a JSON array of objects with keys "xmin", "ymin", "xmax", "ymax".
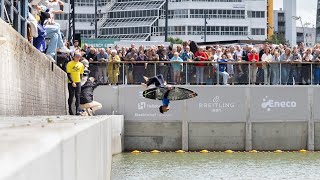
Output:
[{"xmin": 261, "ymin": 96, "xmax": 297, "ymax": 112}]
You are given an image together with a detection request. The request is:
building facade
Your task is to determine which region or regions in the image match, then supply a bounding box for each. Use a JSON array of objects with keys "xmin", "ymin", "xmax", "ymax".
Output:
[
  {"xmin": 297, "ymin": 27, "xmax": 316, "ymax": 47},
  {"xmin": 283, "ymin": 0, "xmax": 296, "ymax": 46},
  {"xmin": 57, "ymin": 0, "xmax": 268, "ymax": 42},
  {"xmin": 316, "ymin": 0, "xmax": 320, "ymax": 43}
]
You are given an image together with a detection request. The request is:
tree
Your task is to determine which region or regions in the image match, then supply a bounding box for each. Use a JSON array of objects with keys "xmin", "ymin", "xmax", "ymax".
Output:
[
  {"xmin": 267, "ymin": 33, "xmax": 286, "ymax": 45},
  {"xmin": 167, "ymin": 37, "xmax": 183, "ymax": 44}
]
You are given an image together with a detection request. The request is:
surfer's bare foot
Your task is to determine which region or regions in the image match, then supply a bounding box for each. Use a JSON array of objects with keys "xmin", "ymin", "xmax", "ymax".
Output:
[
  {"xmin": 141, "ymin": 83, "xmax": 148, "ymax": 88},
  {"xmin": 143, "ymin": 76, "xmax": 149, "ymax": 82}
]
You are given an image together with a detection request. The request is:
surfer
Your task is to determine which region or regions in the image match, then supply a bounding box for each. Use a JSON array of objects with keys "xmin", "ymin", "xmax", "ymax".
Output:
[{"xmin": 141, "ymin": 74, "xmax": 172, "ymax": 113}]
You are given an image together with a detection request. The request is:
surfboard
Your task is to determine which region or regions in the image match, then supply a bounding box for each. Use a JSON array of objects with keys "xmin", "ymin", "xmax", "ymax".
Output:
[{"xmin": 142, "ymin": 87, "xmax": 197, "ymax": 101}]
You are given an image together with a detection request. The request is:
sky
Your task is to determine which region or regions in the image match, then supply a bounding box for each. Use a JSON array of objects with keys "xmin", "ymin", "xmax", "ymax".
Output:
[{"xmin": 273, "ymin": 0, "xmax": 317, "ymax": 27}]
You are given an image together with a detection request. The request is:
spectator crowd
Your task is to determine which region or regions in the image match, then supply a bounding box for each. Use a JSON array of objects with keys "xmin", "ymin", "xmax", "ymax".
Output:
[
  {"xmin": 24, "ymin": 0, "xmax": 320, "ymax": 86},
  {"xmin": 57, "ymin": 41, "xmax": 320, "ymax": 86}
]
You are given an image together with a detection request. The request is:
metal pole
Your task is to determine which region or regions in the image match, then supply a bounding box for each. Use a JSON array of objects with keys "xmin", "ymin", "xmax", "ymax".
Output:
[
  {"xmin": 164, "ymin": 0, "xmax": 168, "ymax": 41},
  {"xmin": 0, "ymin": 0, "xmax": 4, "ymax": 19},
  {"xmin": 248, "ymin": 63, "xmax": 251, "ymax": 84},
  {"xmin": 279, "ymin": 62, "xmax": 282, "ymax": 85},
  {"xmin": 204, "ymin": 12, "xmax": 207, "ymax": 43},
  {"xmin": 21, "ymin": 0, "xmax": 28, "ymax": 38},
  {"xmin": 185, "ymin": 63, "xmax": 188, "ymax": 85},
  {"xmin": 95, "ymin": 0, "xmax": 97, "ymax": 38},
  {"xmin": 311, "ymin": 63, "xmax": 313, "ymax": 85},
  {"xmin": 300, "ymin": 17, "xmax": 308, "ymax": 46}
]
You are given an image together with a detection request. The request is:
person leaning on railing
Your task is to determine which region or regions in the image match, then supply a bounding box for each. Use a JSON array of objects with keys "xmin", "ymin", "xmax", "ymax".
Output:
[
  {"xmin": 261, "ymin": 47, "xmax": 272, "ymax": 85},
  {"xmin": 280, "ymin": 48, "xmax": 292, "ymax": 85},
  {"xmin": 107, "ymin": 50, "xmax": 121, "ymax": 86},
  {"xmin": 96, "ymin": 48, "xmax": 109, "ymax": 84},
  {"xmin": 290, "ymin": 46, "xmax": 302, "ymax": 85},
  {"xmin": 124, "ymin": 48, "xmax": 138, "ymax": 84},
  {"xmin": 134, "ymin": 50, "xmax": 148, "ymax": 83},
  {"xmin": 248, "ymin": 48, "xmax": 259, "ymax": 85},
  {"xmin": 181, "ymin": 46, "xmax": 194, "ymax": 85},
  {"xmin": 312, "ymin": 49, "xmax": 320, "ymax": 85},
  {"xmin": 159, "ymin": 49, "xmax": 170, "ymax": 83},
  {"xmin": 194, "ymin": 47, "xmax": 208, "ymax": 85},
  {"xmin": 301, "ymin": 48, "xmax": 313, "ymax": 85},
  {"xmin": 270, "ymin": 50, "xmax": 281, "ymax": 85}
]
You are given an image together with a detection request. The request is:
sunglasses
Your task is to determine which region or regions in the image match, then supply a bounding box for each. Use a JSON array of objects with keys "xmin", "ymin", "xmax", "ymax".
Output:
[{"xmin": 75, "ymin": 54, "xmax": 81, "ymax": 57}]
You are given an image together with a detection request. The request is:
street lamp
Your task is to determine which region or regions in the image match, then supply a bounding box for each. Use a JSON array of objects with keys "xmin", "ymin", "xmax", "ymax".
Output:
[
  {"xmin": 204, "ymin": 12, "xmax": 208, "ymax": 42},
  {"xmin": 292, "ymin": 16, "xmax": 308, "ymax": 46}
]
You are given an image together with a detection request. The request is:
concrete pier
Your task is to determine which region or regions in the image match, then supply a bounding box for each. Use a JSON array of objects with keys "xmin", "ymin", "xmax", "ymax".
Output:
[{"xmin": 0, "ymin": 115, "xmax": 124, "ymax": 180}]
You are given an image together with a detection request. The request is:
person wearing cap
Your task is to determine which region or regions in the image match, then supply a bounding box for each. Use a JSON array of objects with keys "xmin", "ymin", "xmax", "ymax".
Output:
[
  {"xmin": 107, "ymin": 50, "xmax": 121, "ymax": 85},
  {"xmin": 80, "ymin": 71, "xmax": 102, "ymax": 116},
  {"xmin": 66, "ymin": 51, "xmax": 85, "ymax": 115}
]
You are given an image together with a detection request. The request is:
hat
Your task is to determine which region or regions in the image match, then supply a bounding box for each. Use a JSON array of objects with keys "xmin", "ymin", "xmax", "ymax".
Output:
[{"xmin": 81, "ymin": 59, "xmax": 89, "ymax": 67}]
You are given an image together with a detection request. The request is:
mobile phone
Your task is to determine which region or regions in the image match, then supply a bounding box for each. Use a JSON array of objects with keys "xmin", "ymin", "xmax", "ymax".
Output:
[{"xmin": 60, "ymin": 4, "xmax": 64, "ymax": 11}]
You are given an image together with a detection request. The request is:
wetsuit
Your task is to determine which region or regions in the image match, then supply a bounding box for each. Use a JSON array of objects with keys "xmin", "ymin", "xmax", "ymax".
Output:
[{"xmin": 146, "ymin": 74, "xmax": 170, "ymax": 106}]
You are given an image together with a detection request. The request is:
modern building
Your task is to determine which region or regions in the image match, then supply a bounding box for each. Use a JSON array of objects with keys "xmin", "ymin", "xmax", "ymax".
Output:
[
  {"xmin": 283, "ymin": 0, "xmax": 296, "ymax": 46},
  {"xmin": 57, "ymin": 0, "xmax": 268, "ymax": 42},
  {"xmin": 273, "ymin": 8, "xmax": 285, "ymax": 37},
  {"xmin": 316, "ymin": 0, "xmax": 320, "ymax": 43},
  {"xmin": 297, "ymin": 27, "xmax": 316, "ymax": 47},
  {"xmin": 55, "ymin": 0, "xmax": 114, "ymax": 39}
]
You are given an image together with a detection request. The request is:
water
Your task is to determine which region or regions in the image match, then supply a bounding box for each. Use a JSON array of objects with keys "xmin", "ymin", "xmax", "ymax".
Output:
[{"xmin": 111, "ymin": 152, "xmax": 320, "ymax": 180}]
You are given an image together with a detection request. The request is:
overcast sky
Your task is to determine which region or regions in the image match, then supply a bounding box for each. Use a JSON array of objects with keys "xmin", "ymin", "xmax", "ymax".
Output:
[{"xmin": 273, "ymin": 0, "xmax": 317, "ymax": 27}]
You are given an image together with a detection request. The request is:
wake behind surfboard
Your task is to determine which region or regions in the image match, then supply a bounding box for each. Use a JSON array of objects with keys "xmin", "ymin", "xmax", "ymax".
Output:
[{"xmin": 143, "ymin": 87, "xmax": 197, "ymax": 101}]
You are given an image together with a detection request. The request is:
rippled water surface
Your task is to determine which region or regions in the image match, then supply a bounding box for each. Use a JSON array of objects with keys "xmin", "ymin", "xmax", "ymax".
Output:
[{"xmin": 111, "ymin": 152, "xmax": 320, "ymax": 180}]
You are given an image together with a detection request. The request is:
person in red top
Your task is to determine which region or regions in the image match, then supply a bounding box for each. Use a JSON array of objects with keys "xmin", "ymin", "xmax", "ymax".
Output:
[
  {"xmin": 248, "ymin": 48, "xmax": 259, "ymax": 84},
  {"xmin": 194, "ymin": 47, "xmax": 208, "ymax": 85}
]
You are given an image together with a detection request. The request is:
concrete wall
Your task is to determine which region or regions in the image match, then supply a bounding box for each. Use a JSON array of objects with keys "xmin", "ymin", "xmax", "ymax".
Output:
[
  {"xmin": 95, "ymin": 86, "xmax": 320, "ymax": 151},
  {"xmin": 0, "ymin": 115, "xmax": 124, "ymax": 180},
  {"xmin": 0, "ymin": 19, "xmax": 67, "ymax": 116}
]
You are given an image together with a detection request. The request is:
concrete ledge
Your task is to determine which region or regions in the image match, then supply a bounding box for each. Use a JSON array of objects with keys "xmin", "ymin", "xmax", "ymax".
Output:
[
  {"xmin": 188, "ymin": 122, "xmax": 246, "ymax": 151},
  {"xmin": 124, "ymin": 122, "xmax": 182, "ymax": 151},
  {"xmin": 314, "ymin": 123, "xmax": 320, "ymax": 151},
  {"xmin": 0, "ymin": 115, "xmax": 123, "ymax": 180},
  {"xmin": 252, "ymin": 122, "xmax": 308, "ymax": 151}
]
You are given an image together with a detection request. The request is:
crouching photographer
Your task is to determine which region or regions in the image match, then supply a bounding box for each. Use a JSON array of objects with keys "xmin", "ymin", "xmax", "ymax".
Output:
[{"xmin": 80, "ymin": 70, "xmax": 102, "ymax": 116}]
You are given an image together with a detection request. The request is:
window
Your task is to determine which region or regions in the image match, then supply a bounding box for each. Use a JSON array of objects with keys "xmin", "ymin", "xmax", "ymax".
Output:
[
  {"xmin": 251, "ymin": 28, "xmax": 265, "ymax": 35},
  {"xmin": 247, "ymin": 11, "xmax": 265, "ymax": 18}
]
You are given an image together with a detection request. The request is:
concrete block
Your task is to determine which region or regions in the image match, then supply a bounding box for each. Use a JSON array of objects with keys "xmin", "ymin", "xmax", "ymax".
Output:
[
  {"xmin": 252, "ymin": 122, "xmax": 308, "ymax": 151},
  {"xmin": 188, "ymin": 122, "xmax": 245, "ymax": 151},
  {"xmin": 111, "ymin": 115, "xmax": 124, "ymax": 154},
  {"xmin": 313, "ymin": 123, "xmax": 320, "ymax": 150},
  {"xmin": 124, "ymin": 122, "xmax": 182, "ymax": 151},
  {"xmin": 0, "ymin": 19, "xmax": 67, "ymax": 116}
]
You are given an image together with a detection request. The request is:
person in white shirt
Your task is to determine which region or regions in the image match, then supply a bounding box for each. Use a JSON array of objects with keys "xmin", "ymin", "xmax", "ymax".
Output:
[{"xmin": 261, "ymin": 47, "xmax": 273, "ymax": 85}]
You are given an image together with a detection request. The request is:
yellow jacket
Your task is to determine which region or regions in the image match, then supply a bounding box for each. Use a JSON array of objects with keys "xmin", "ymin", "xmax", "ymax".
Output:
[{"xmin": 107, "ymin": 55, "xmax": 121, "ymax": 74}]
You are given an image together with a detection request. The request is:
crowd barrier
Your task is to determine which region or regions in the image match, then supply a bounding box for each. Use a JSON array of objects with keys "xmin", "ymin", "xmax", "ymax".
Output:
[{"xmin": 87, "ymin": 61, "xmax": 320, "ymax": 85}]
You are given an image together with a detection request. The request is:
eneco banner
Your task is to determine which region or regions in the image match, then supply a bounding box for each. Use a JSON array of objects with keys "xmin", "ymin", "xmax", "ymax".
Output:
[{"xmin": 249, "ymin": 87, "xmax": 308, "ymax": 121}]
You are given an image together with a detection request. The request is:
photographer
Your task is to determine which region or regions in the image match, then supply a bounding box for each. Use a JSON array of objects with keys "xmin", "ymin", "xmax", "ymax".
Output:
[{"xmin": 80, "ymin": 70, "xmax": 102, "ymax": 116}]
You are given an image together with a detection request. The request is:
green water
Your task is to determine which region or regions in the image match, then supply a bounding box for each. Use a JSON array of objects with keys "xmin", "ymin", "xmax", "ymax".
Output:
[{"xmin": 111, "ymin": 152, "xmax": 320, "ymax": 180}]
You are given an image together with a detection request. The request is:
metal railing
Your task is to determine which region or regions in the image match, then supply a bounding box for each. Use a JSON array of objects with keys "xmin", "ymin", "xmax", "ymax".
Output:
[
  {"xmin": 85, "ymin": 61, "xmax": 320, "ymax": 85},
  {"xmin": 0, "ymin": 0, "xmax": 28, "ymax": 38}
]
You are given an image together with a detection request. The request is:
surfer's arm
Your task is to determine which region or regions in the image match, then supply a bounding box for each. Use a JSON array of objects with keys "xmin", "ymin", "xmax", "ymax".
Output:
[{"xmin": 163, "ymin": 88, "xmax": 171, "ymax": 99}]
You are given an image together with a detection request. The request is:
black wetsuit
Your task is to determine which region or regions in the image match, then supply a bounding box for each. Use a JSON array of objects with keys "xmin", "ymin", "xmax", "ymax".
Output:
[{"xmin": 146, "ymin": 74, "xmax": 170, "ymax": 106}]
